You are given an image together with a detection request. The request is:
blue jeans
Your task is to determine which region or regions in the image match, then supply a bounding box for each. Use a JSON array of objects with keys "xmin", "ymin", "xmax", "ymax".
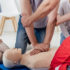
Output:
[
  {"xmin": 15, "ymin": 16, "xmax": 46, "ymax": 54},
  {"xmin": 60, "ymin": 33, "xmax": 66, "ymax": 45}
]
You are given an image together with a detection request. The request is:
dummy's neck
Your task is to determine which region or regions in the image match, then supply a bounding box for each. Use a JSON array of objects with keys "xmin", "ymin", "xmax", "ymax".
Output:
[
  {"xmin": 20, "ymin": 55, "xmax": 26, "ymax": 65},
  {"xmin": 20, "ymin": 54, "xmax": 29, "ymax": 66}
]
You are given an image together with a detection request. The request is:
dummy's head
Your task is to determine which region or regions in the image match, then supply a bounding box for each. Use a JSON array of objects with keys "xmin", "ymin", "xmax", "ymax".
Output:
[{"xmin": 3, "ymin": 48, "xmax": 22, "ymax": 68}]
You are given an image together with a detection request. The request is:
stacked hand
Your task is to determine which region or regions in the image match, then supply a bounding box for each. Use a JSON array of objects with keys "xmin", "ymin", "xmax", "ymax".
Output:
[{"xmin": 30, "ymin": 43, "xmax": 50, "ymax": 55}]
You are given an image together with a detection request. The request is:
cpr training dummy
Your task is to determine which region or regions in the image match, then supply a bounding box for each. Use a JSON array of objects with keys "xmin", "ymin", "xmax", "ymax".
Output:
[{"xmin": 2, "ymin": 36, "xmax": 70, "ymax": 70}]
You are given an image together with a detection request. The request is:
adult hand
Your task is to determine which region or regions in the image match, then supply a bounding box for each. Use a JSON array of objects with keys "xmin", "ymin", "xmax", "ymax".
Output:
[
  {"xmin": 30, "ymin": 49, "xmax": 41, "ymax": 56},
  {"xmin": 35, "ymin": 43, "xmax": 50, "ymax": 52},
  {"xmin": 30, "ymin": 43, "xmax": 50, "ymax": 55},
  {"xmin": 21, "ymin": 15, "xmax": 32, "ymax": 27}
]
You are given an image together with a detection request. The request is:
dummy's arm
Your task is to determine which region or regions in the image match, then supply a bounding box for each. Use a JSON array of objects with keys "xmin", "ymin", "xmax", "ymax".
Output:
[
  {"xmin": 20, "ymin": 0, "xmax": 38, "ymax": 46},
  {"xmin": 29, "ymin": 0, "xmax": 59, "ymax": 23},
  {"xmin": 3, "ymin": 48, "xmax": 57, "ymax": 68}
]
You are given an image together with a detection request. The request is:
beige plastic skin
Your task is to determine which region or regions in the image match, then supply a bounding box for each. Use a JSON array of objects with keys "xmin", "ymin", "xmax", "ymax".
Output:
[{"xmin": 3, "ymin": 48, "xmax": 57, "ymax": 69}]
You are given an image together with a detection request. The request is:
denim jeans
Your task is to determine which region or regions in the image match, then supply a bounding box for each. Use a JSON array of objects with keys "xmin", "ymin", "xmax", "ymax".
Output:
[
  {"xmin": 60, "ymin": 33, "xmax": 66, "ymax": 45},
  {"xmin": 15, "ymin": 16, "xmax": 46, "ymax": 54}
]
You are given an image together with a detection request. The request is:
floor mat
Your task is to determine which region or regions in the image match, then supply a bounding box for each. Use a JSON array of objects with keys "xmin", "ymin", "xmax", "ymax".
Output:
[{"xmin": 0, "ymin": 63, "xmax": 30, "ymax": 70}]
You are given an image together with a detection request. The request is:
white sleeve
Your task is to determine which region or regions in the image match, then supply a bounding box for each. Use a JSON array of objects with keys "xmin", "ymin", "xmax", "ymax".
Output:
[
  {"xmin": 58, "ymin": 1, "xmax": 64, "ymax": 16},
  {"xmin": 60, "ymin": 24, "xmax": 70, "ymax": 38},
  {"xmin": 58, "ymin": 1, "xmax": 70, "ymax": 37}
]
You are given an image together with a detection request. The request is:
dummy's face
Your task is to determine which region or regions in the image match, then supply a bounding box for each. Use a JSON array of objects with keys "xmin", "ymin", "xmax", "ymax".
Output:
[{"xmin": 4, "ymin": 48, "xmax": 22, "ymax": 63}]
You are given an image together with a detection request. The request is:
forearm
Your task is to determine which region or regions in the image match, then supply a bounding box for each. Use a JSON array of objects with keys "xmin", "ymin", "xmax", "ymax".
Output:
[
  {"xmin": 57, "ymin": 13, "xmax": 70, "ymax": 24},
  {"xmin": 44, "ymin": 21, "xmax": 55, "ymax": 45},
  {"xmin": 25, "ymin": 26, "xmax": 38, "ymax": 46},
  {"xmin": 29, "ymin": 0, "xmax": 59, "ymax": 23},
  {"xmin": 44, "ymin": 5, "xmax": 59, "ymax": 45},
  {"xmin": 20, "ymin": 0, "xmax": 32, "ymax": 15},
  {"xmin": 20, "ymin": 0, "xmax": 37, "ymax": 46}
]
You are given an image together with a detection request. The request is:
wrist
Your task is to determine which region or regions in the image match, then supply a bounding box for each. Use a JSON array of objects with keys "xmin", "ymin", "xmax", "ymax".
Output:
[
  {"xmin": 43, "ymin": 42, "xmax": 50, "ymax": 45},
  {"xmin": 21, "ymin": 12, "xmax": 30, "ymax": 17},
  {"xmin": 30, "ymin": 12, "xmax": 39, "ymax": 23},
  {"xmin": 32, "ymin": 42, "xmax": 38, "ymax": 47}
]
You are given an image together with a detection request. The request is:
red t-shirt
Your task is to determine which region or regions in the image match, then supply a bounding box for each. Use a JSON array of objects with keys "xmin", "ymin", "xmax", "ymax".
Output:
[{"xmin": 50, "ymin": 36, "xmax": 70, "ymax": 70}]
